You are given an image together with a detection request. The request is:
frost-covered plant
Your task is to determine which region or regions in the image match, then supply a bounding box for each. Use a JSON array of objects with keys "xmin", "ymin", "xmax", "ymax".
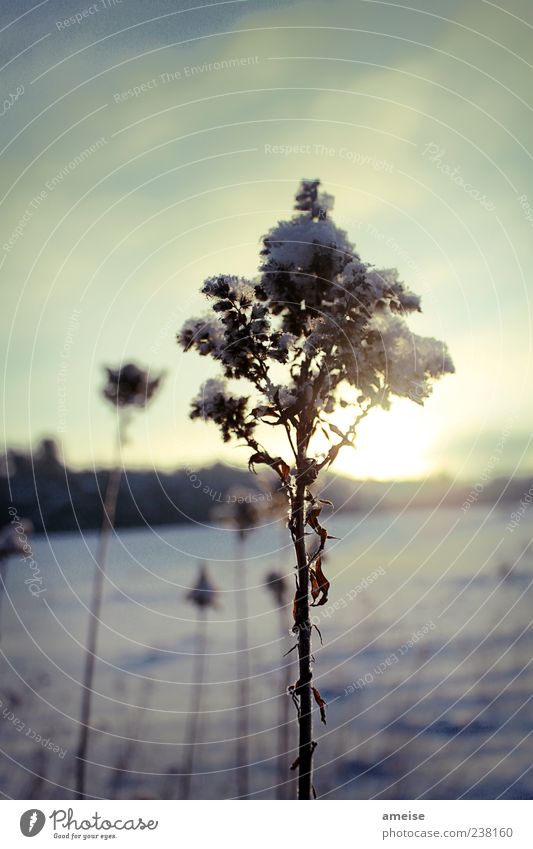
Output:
[{"xmin": 178, "ymin": 179, "xmax": 454, "ymax": 799}]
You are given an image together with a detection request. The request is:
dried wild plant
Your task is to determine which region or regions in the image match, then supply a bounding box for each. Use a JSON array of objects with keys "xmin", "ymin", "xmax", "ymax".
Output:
[{"xmin": 178, "ymin": 179, "xmax": 454, "ymax": 798}]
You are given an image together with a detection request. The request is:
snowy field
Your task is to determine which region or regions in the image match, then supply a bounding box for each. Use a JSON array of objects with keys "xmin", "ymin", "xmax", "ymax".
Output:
[{"xmin": 1, "ymin": 503, "xmax": 532, "ymax": 800}]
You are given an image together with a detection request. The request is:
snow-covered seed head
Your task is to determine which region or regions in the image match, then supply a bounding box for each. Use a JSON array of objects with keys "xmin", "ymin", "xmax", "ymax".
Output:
[
  {"xmin": 187, "ymin": 562, "xmax": 218, "ymax": 609},
  {"xmin": 103, "ymin": 363, "xmax": 163, "ymax": 409},
  {"xmin": 265, "ymin": 570, "xmax": 290, "ymax": 606}
]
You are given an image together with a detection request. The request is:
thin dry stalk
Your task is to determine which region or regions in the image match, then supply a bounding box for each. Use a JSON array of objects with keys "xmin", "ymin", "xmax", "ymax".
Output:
[
  {"xmin": 180, "ymin": 605, "xmax": 208, "ymax": 800},
  {"xmin": 265, "ymin": 567, "xmax": 294, "ymax": 799},
  {"xmin": 74, "ymin": 462, "xmax": 122, "ymax": 799},
  {"xmin": 234, "ymin": 533, "xmax": 250, "ymax": 797},
  {"xmin": 277, "ymin": 604, "xmax": 294, "ymax": 800},
  {"xmin": 0, "ymin": 559, "xmax": 9, "ymax": 644},
  {"xmin": 293, "ymin": 475, "xmax": 313, "ymax": 800}
]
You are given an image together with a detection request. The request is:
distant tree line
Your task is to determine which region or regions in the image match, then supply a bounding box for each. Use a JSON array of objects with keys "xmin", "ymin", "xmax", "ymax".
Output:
[{"xmin": 1, "ymin": 439, "xmax": 530, "ymax": 534}]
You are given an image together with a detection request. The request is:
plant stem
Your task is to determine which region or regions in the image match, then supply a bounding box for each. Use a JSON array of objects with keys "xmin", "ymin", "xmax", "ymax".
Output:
[
  {"xmin": 235, "ymin": 534, "xmax": 250, "ymax": 797},
  {"xmin": 74, "ymin": 462, "xmax": 122, "ymax": 799},
  {"xmin": 276, "ymin": 604, "xmax": 293, "ymax": 800},
  {"xmin": 0, "ymin": 559, "xmax": 9, "ymax": 645},
  {"xmin": 181, "ymin": 606, "xmax": 208, "ymax": 800},
  {"xmin": 293, "ymin": 475, "xmax": 313, "ymax": 800}
]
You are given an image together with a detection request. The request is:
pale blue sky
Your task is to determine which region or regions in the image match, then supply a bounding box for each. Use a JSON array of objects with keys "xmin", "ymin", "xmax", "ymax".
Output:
[{"xmin": 1, "ymin": 0, "xmax": 532, "ymax": 479}]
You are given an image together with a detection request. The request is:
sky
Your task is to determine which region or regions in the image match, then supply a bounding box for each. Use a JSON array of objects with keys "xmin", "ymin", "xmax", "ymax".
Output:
[{"xmin": 1, "ymin": 0, "xmax": 532, "ymax": 481}]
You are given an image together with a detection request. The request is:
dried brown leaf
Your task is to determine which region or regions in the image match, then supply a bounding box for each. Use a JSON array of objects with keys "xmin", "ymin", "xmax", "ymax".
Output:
[
  {"xmin": 311, "ymin": 555, "xmax": 330, "ymax": 607},
  {"xmin": 312, "ymin": 686, "xmax": 327, "ymax": 725},
  {"xmin": 248, "ymin": 452, "xmax": 290, "ymax": 482},
  {"xmin": 328, "ymin": 422, "xmax": 345, "ymax": 440},
  {"xmin": 310, "ymin": 570, "xmax": 320, "ymax": 602}
]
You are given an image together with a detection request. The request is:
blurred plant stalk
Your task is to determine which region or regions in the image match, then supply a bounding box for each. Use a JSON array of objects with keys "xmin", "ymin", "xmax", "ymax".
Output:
[
  {"xmin": 74, "ymin": 363, "xmax": 163, "ymax": 799},
  {"xmin": 0, "ymin": 518, "xmax": 34, "ymax": 644},
  {"xmin": 234, "ymin": 530, "xmax": 250, "ymax": 798},
  {"xmin": 74, "ymin": 457, "xmax": 122, "ymax": 799},
  {"xmin": 181, "ymin": 563, "xmax": 217, "ymax": 800}
]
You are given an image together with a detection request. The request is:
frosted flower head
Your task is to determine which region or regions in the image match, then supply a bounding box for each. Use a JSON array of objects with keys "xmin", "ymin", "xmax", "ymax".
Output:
[
  {"xmin": 202, "ymin": 275, "xmax": 255, "ymax": 305},
  {"xmin": 294, "ymin": 178, "xmax": 335, "ymax": 220},
  {"xmin": 355, "ymin": 311, "xmax": 455, "ymax": 406},
  {"xmin": 303, "ymin": 317, "xmax": 332, "ymax": 356},
  {"xmin": 267, "ymin": 331, "xmax": 297, "ymax": 363},
  {"xmin": 365, "ymin": 268, "xmax": 421, "ymax": 313},
  {"xmin": 103, "ymin": 363, "xmax": 163, "ymax": 409},
  {"xmin": 177, "ymin": 316, "xmax": 225, "ymax": 356},
  {"xmin": 192, "ymin": 378, "xmax": 226, "ymax": 420},
  {"xmin": 191, "ymin": 379, "xmax": 255, "ymax": 442},
  {"xmin": 265, "ymin": 384, "xmax": 297, "ymax": 410},
  {"xmin": 265, "ymin": 570, "xmax": 289, "ymax": 606},
  {"xmin": 178, "ymin": 179, "xmax": 453, "ymax": 461},
  {"xmin": 259, "ymin": 196, "xmax": 357, "ymax": 336},
  {"xmin": 278, "ymin": 333, "xmax": 296, "ymax": 354},
  {"xmin": 187, "ymin": 562, "xmax": 218, "ymax": 609}
]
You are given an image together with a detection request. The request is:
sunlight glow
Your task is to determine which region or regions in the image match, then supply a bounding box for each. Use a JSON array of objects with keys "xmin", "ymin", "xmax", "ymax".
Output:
[{"xmin": 333, "ymin": 400, "xmax": 435, "ymax": 480}]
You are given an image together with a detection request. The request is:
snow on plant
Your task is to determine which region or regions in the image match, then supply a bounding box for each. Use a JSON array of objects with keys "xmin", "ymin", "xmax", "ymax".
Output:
[{"xmin": 177, "ymin": 179, "xmax": 454, "ymax": 799}]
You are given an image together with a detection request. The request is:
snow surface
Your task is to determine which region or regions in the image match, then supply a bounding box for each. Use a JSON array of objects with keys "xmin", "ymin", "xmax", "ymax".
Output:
[{"xmin": 1, "ymin": 504, "xmax": 532, "ymax": 800}]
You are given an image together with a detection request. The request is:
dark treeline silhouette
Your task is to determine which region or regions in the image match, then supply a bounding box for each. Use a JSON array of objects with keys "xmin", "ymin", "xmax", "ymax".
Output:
[
  {"xmin": 1, "ymin": 440, "xmax": 277, "ymax": 532},
  {"xmin": 1, "ymin": 439, "xmax": 531, "ymax": 534}
]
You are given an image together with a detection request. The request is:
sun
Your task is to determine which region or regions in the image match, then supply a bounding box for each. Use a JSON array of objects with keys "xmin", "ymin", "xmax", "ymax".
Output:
[{"xmin": 330, "ymin": 399, "xmax": 436, "ymax": 480}]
